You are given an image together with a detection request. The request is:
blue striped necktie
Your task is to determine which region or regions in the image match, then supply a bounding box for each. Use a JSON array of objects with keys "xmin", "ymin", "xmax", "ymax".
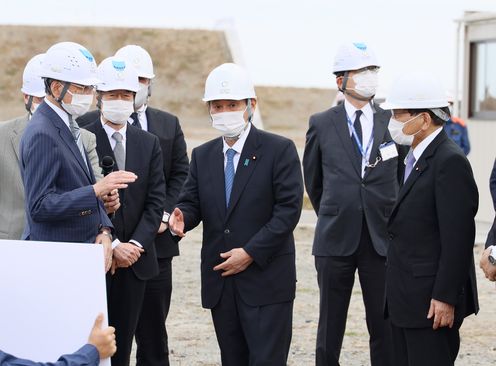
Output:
[{"xmin": 225, "ymin": 148, "xmax": 236, "ymax": 207}]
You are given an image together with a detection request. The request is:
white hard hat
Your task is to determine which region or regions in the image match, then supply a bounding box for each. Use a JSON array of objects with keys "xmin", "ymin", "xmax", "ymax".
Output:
[
  {"xmin": 115, "ymin": 45, "xmax": 155, "ymax": 79},
  {"xmin": 96, "ymin": 57, "xmax": 140, "ymax": 92},
  {"xmin": 40, "ymin": 42, "xmax": 100, "ymax": 86},
  {"xmin": 382, "ymin": 72, "xmax": 449, "ymax": 110},
  {"xmin": 21, "ymin": 53, "xmax": 45, "ymax": 97},
  {"xmin": 333, "ymin": 42, "xmax": 380, "ymax": 73},
  {"xmin": 203, "ymin": 63, "xmax": 256, "ymax": 102}
]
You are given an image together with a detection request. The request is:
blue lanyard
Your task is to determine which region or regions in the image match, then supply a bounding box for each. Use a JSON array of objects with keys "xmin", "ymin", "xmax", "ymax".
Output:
[{"xmin": 346, "ymin": 113, "xmax": 374, "ymax": 163}]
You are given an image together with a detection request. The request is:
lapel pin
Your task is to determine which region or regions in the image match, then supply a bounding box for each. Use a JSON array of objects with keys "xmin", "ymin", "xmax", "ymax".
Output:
[
  {"xmin": 244, "ymin": 158, "xmax": 250, "ymax": 166},
  {"xmin": 252, "ymin": 156, "xmax": 256, "ymax": 160}
]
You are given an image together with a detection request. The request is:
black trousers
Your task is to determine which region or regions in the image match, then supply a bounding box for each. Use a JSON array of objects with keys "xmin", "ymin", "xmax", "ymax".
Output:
[
  {"xmin": 315, "ymin": 221, "xmax": 392, "ymax": 366},
  {"xmin": 108, "ymin": 267, "xmax": 147, "ymax": 366},
  {"xmin": 135, "ymin": 257, "xmax": 173, "ymax": 366},
  {"xmin": 211, "ymin": 277, "xmax": 293, "ymax": 366},
  {"xmin": 391, "ymin": 323, "xmax": 460, "ymax": 366}
]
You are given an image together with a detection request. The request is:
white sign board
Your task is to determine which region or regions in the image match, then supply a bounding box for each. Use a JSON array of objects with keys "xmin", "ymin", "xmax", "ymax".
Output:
[{"xmin": 0, "ymin": 240, "xmax": 109, "ymax": 366}]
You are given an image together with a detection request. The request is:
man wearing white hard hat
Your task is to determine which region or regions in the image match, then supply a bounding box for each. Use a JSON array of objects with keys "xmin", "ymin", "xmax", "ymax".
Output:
[
  {"xmin": 0, "ymin": 53, "xmax": 105, "ymax": 240},
  {"xmin": 382, "ymin": 72, "xmax": 478, "ymax": 366},
  {"xmin": 304, "ymin": 42, "xmax": 402, "ymax": 366},
  {"xmin": 84, "ymin": 56, "xmax": 165, "ymax": 366},
  {"xmin": 169, "ymin": 63, "xmax": 303, "ymax": 365},
  {"xmin": 79, "ymin": 44, "xmax": 189, "ymax": 366},
  {"xmin": 20, "ymin": 42, "xmax": 137, "ymax": 272}
]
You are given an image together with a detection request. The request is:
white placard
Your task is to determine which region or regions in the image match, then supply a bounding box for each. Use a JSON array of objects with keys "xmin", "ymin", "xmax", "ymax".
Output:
[{"xmin": 0, "ymin": 240, "xmax": 109, "ymax": 366}]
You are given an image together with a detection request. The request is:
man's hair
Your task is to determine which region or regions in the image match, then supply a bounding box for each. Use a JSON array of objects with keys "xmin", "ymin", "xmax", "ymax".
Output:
[{"xmin": 407, "ymin": 107, "xmax": 451, "ymax": 126}]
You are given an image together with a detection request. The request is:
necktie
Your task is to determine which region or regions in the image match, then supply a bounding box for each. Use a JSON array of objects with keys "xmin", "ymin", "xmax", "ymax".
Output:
[
  {"xmin": 112, "ymin": 132, "xmax": 125, "ymax": 170},
  {"xmin": 225, "ymin": 148, "xmax": 236, "ymax": 207},
  {"xmin": 131, "ymin": 112, "xmax": 142, "ymax": 129},
  {"xmin": 404, "ymin": 150, "xmax": 416, "ymax": 183},
  {"xmin": 352, "ymin": 110, "xmax": 363, "ymax": 164},
  {"xmin": 68, "ymin": 115, "xmax": 88, "ymax": 172}
]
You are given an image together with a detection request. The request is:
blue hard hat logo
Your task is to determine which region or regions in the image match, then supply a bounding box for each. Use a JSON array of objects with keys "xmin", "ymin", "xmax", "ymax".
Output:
[
  {"xmin": 112, "ymin": 60, "xmax": 126, "ymax": 71},
  {"xmin": 79, "ymin": 48, "xmax": 94, "ymax": 62},
  {"xmin": 353, "ymin": 43, "xmax": 367, "ymax": 51}
]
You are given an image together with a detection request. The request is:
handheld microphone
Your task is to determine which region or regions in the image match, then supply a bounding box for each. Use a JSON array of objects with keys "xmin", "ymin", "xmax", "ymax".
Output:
[
  {"xmin": 101, "ymin": 156, "xmax": 115, "ymax": 177},
  {"xmin": 101, "ymin": 156, "xmax": 116, "ymax": 219}
]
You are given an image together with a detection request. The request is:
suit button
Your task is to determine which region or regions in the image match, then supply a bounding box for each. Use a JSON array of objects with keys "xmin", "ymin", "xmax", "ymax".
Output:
[
  {"xmin": 358, "ymin": 206, "xmax": 362, "ymax": 211},
  {"xmin": 224, "ymin": 229, "xmax": 230, "ymax": 234},
  {"xmin": 388, "ymin": 233, "xmax": 394, "ymax": 240},
  {"xmin": 361, "ymin": 183, "xmax": 366, "ymax": 188}
]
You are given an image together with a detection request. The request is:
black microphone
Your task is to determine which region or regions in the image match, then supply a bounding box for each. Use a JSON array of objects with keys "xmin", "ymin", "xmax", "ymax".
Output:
[
  {"xmin": 101, "ymin": 156, "xmax": 114, "ymax": 177},
  {"xmin": 101, "ymin": 156, "xmax": 116, "ymax": 219}
]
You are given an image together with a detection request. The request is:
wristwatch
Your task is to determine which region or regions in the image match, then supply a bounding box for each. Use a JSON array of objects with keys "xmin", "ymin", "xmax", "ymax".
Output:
[
  {"xmin": 162, "ymin": 212, "xmax": 171, "ymax": 224},
  {"xmin": 489, "ymin": 246, "xmax": 496, "ymax": 265}
]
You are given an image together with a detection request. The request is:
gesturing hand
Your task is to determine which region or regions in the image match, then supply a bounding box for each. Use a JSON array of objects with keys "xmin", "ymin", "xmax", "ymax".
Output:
[
  {"xmin": 480, "ymin": 247, "xmax": 496, "ymax": 281},
  {"xmin": 93, "ymin": 171, "xmax": 137, "ymax": 197},
  {"xmin": 88, "ymin": 313, "xmax": 116, "ymax": 359},
  {"xmin": 169, "ymin": 207, "xmax": 185, "ymax": 237},
  {"xmin": 213, "ymin": 248, "xmax": 253, "ymax": 276}
]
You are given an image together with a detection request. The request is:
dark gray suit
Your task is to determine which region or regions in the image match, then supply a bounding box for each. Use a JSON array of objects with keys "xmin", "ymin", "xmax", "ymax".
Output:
[{"xmin": 304, "ymin": 103, "xmax": 405, "ymax": 366}]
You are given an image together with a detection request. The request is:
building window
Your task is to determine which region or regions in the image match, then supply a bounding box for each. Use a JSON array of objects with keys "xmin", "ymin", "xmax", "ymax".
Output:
[{"xmin": 470, "ymin": 40, "xmax": 496, "ymax": 119}]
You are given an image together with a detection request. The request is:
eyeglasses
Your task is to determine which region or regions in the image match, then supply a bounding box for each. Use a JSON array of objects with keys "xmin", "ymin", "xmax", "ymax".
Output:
[{"xmin": 71, "ymin": 83, "xmax": 95, "ymax": 95}]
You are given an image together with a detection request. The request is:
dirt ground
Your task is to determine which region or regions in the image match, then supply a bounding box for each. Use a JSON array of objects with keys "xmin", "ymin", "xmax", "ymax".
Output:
[{"xmin": 127, "ymin": 222, "xmax": 496, "ymax": 366}]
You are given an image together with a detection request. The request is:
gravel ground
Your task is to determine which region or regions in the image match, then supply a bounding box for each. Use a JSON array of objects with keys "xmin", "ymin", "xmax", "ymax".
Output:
[{"xmin": 127, "ymin": 217, "xmax": 496, "ymax": 365}]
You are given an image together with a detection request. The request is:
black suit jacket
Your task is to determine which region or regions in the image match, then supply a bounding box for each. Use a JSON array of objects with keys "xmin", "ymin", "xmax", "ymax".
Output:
[
  {"xmin": 386, "ymin": 130, "xmax": 479, "ymax": 328},
  {"xmin": 176, "ymin": 125, "xmax": 303, "ymax": 309},
  {"xmin": 79, "ymin": 108, "xmax": 189, "ymax": 258},
  {"xmin": 303, "ymin": 103, "xmax": 407, "ymax": 257},
  {"xmin": 84, "ymin": 120, "xmax": 166, "ymax": 280}
]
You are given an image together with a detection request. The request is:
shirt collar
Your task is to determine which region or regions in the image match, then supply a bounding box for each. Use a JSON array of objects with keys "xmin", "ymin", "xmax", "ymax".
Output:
[
  {"xmin": 222, "ymin": 122, "xmax": 252, "ymax": 155},
  {"xmin": 412, "ymin": 127, "xmax": 443, "ymax": 162},
  {"xmin": 101, "ymin": 117, "xmax": 127, "ymax": 141},
  {"xmin": 344, "ymin": 99, "xmax": 374, "ymax": 124},
  {"xmin": 45, "ymin": 98, "xmax": 71, "ymax": 129}
]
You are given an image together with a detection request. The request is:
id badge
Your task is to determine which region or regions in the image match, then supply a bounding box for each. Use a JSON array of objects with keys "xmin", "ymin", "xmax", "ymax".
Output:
[{"xmin": 379, "ymin": 142, "xmax": 398, "ymax": 161}]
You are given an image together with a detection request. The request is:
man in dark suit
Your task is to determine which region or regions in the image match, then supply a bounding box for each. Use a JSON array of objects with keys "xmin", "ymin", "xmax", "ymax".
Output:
[
  {"xmin": 78, "ymin": 45, "xmax": 189, "ymax": 366},
  {"xmin": 169, "ymin": 63, "xmax": 303, "ymax": 365},
  {"xmin": 382, "ymin": 72, "xmax": 479, "ymax": 366},
  {"xmin": 20, "ymin": 42, "xmax": 136, "ymax": 272},
  {"xmin": 83, "ymin": 56, "xmax": 165, "ymax": 366},
  {"xmin": 304, "ymin": 42, "xmax": 402, "ymax": 366}
]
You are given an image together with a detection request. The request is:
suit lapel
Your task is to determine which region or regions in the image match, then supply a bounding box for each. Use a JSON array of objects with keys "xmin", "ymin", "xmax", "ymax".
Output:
[
  {"xmin": 225, "ymin": 126, "xmax": 261, "ymax": 221},
  {"xmin": 93, "ymin": 122, "xmax": 117, "ymax": 170},
  {"xmin": 363, "ymin": 108, "xmax": 389, "ymax": 180},
  {"xmin": 10, "ymin": 117, "xmax": 28, "ymax": 162},
  {"xmin": 391, "ymin": 130, "xmax": 448, "ymax": 217},
  {"xmin": 208, "ymin": 138, "xmax": 227, "ymax": 219},
  {"xmin": 332, "ymin": 105, "xmax": 361, "ymax": 177},
  {"xmin": 125, "ymin": 125, "xmax": 139, "ymax": 172}
]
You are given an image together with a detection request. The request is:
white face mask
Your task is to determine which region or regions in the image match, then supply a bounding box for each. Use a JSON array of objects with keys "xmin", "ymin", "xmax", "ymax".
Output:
[
  {"xmin": 134, "ymin": 82, "xmax": 149, "ymax": 109},
  {"xmin": 388, "ymin": 114, "xmax": 423, "ymax": 146},
  {"xmin": 101, "ymin": 99, "xmax": 135, "ymax": 125},
  {"xmin": 351, "ymin": 70, "xmax": 379, "ymax": 98},
  {"xmin": 62, "ymin": 91, "xmax": 93, "ymax": 118},
  {"xmin": 211, "ymin": 109, "xmax": 248, "ymax": 138}
]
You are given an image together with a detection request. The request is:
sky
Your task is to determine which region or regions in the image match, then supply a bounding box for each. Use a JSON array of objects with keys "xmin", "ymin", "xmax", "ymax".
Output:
[{"xmin": 1, "ymin": 0, "xmax": 496, "ymax": 96}]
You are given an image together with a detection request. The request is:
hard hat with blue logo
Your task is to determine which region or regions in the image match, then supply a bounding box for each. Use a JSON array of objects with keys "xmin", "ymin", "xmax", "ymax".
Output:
[
  {"xmin": 115, "ymin": 45, "xmax": 155, "ymax": 79},
  {"xmin": 332, "ymin": 42, "xmax": 380, "ymax": 74},
  {"xmin": 21, "ymin": 53, "xmax": 46, "ymax": 97},
  {"xmin": 40, "ymin": 42, "xmax": 100, "ymax": 86},
  {"xmin": 96, "ymin": 56, "xmax": 140, "ymax": 92}
]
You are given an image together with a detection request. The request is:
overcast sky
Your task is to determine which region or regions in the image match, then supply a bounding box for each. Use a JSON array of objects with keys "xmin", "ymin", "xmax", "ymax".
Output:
[{"xmin": 2, "ymin": 0, "xmax": 496, "ymax": 96}]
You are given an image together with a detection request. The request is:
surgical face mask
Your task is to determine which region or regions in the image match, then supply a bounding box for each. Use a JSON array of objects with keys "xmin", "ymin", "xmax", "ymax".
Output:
[
  {"xmin": 211, "ymin": 108, "xmax": 248, "ymax": 138},
  {"xmin": 101, "ymin": 99, "xmax": 135, "ymax": 125},
  {"xmin": 134, "ymin": 82, "xmax": 149, "ymax": 109},
  {"xmin": 388, "ymin": 114, "xmax": 423, "ymax": 146},
  {"xmin": 351, "ymin": 70, "xmax": 379, "ymax": 98},
  {"xmin": 62, "ymin": 91, "xmax": 93, "ymax": 118}
]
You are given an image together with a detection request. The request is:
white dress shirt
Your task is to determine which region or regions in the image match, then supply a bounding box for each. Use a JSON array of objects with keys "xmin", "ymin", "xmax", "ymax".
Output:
[
  {"xmin": 222, "ymin": 123, "xmax": 252, "ymax": 172},
  {"xmin": 127, "ymin": 104, "xmax": 149, "ymax": 131},
  {"xmin": 344, "ymin": 99, "xmax": 374, "ymax": 177},
  {"xmin": 101, "ymin": 118, "xmax": 127, "ymax": 154}
]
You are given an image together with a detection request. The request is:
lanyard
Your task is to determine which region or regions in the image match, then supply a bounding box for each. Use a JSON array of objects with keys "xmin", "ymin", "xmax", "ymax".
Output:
[{"xmin": 346, "ymin": 113, "xmax": 382, "ymax": 169}]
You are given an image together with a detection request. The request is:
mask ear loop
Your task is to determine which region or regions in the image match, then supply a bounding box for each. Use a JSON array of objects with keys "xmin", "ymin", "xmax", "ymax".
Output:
[
  {"xmin": 246, "ymin": 98, "xmax": 253, "ymax": 122},
  {"xmin": 341, "ymin": 70, "xmax": 376, "ymax": 102}
]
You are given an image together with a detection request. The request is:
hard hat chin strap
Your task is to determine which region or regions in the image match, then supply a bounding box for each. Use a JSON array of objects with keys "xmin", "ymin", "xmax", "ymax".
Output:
[
  {"xmin": 246, "ymin": 98, "xmax": 253, "ymax": 123},
  {"xmin": 55, "ymin": 82, "xmax": 71, "ymax": 104},
  {"xmin": 25, "ymin": 95, "xmax": 34, "ymax": 115}
]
